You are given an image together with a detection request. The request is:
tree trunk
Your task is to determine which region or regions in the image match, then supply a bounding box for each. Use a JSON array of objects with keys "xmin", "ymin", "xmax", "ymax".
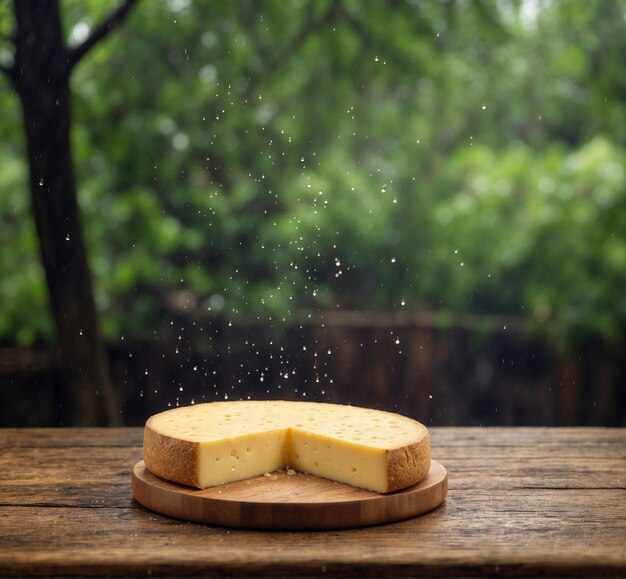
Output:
[{"xmin": 12, "ymin": 0, "xmax": 119, "ymax": 425}]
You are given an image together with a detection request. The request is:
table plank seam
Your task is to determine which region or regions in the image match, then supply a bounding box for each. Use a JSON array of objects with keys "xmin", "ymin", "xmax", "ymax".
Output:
[{"xmin": 0, "ymin": 503, "xmax": 142, "ymax": 509}]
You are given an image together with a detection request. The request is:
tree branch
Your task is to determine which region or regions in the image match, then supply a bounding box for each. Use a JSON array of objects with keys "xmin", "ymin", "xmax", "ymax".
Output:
[
  {"xmin": 67, "ymin": 0, "xmax": 139, "ymax": 70},
  {"xmin": 339, "ymin": 6, "xmax": 371, "ymax": 50},
  {"xmin": 244, "ymin": 0, "xmax": 341, "ymax": 99}
]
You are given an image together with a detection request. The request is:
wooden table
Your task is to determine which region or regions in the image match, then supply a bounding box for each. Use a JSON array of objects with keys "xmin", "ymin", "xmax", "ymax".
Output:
[{"xmin": 1, "ymin": 427, "xmax": 624, "ymax": 577}]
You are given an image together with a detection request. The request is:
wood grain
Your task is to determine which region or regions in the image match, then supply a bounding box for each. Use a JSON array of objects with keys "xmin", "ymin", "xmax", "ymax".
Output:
[
  {"xmin": 1, "ymin": 427, "xmax": 625, "ymax": 577},
  {"xmin": 131, "ymin": 460, "xmax": 447, "ymax": 529}
]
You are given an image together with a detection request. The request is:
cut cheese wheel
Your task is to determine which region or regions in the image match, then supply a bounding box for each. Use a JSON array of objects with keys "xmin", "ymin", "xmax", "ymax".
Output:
[{"xmin": 143, "ymin": 400, "xmax": 430, "ymax": 493}]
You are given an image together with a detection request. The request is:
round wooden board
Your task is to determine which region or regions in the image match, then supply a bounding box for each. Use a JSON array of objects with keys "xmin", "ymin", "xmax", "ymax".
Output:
[{"xmin": 131, "ymin": 460, "xmax": 447, "ymax": 530}]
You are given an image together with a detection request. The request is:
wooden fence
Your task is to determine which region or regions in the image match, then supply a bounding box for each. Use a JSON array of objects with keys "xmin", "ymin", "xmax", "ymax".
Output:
[{"xmin": 1, "ymin": 311, "xmax": 624, "ymax": 426}]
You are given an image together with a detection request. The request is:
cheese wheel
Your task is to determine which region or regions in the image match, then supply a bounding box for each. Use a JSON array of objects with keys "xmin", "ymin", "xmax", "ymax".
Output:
[{"xmin": 143, "ymin": 400, "xmax": 430, "ymax": 493}]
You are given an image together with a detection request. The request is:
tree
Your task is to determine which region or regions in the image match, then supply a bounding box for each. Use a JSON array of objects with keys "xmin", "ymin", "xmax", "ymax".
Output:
[
  {"xmin": 0, "ymin": 0, "xmax": 138, "ymax": 425},
  {"xmin": 1, "ymin": 0, "xmax": 625, "ymax": 362}
]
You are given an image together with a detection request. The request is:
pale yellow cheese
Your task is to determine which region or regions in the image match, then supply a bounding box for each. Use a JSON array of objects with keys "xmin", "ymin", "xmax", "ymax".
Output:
[{"xmin": 143, "ymin": 400, "xmax": 430, "ymax": 493}]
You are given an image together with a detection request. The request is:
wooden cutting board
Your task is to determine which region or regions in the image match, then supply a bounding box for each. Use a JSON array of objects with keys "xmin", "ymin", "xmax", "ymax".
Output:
[{"xmin": 131, "ymin": 460, "xmax": 447, "ymax": 529}]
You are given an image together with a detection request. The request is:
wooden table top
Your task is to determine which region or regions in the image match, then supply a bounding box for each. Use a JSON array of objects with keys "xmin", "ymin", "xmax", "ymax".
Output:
[{"xmin": 1, "ymin": 427, "xmax": 624, "ymax": 577}]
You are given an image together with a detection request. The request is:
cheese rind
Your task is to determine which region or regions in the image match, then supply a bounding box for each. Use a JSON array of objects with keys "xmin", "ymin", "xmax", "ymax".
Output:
[{"xmin": 143, "ymin": 400, "xmax": 430, "ymax": 493}]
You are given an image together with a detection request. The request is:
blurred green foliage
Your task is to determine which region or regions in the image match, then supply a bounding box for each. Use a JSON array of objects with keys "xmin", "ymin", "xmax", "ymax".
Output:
[{"xmin": 1, "ymin": 0, "xmax": 625, "ymax": 348}]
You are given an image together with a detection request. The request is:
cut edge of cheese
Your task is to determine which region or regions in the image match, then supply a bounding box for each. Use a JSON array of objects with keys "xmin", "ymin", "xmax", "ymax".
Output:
[{"xmin": 143, "ymin": 400, "xmax": 431, "ymax": 493}]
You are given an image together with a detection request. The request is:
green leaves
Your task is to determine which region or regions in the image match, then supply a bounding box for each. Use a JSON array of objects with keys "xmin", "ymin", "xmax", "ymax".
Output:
[{"xmin": 1, "ymin": 0, "xmax": 626, "ymax": 350}]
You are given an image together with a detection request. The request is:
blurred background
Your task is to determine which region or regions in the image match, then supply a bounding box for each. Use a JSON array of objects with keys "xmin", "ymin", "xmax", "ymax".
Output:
[{"xmin": 0, "ymin": 0, "xmax": 624, "ymax": 427}]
